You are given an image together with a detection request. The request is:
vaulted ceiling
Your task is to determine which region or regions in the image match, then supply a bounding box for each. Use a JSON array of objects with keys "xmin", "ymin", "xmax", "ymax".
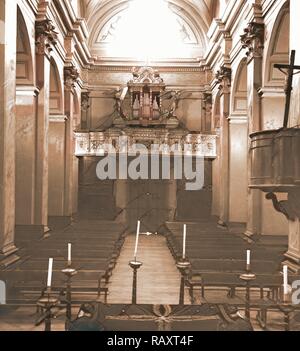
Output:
[
  {"xmin": 80, "ymin": 0, "xmax": 218, "ymax": 29},
  {"xmin": 76, "ymin": 0, "xmax": 221, "ymax": 60}
]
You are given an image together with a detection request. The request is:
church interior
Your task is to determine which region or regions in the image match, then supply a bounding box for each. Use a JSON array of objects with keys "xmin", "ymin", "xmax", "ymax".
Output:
[{"xmin": 0, "ymin": 0, "xmax": 300, "ymax": 332}]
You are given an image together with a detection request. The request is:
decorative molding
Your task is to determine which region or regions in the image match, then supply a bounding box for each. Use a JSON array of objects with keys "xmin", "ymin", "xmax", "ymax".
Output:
[
  {"xmin": 16, "ymin": 86, "xmax": 40, "ymax": 97},
  {"xmin": 89, "ymin": 65, "xmax": 205, "ymax": 73},
  {"xmin": 129, "ymin": 67, "xmax": 164, "ymax": 84},
  {"xmin": 49, "ymin": 115, "xmax": 68, "ymax": 123},
  {"xmin": 35, "ymin": 19, "xmax": 58, "ymax": 56},
  {"xmin": 74, "ymin": 129, "xmax": 217, "ymax": 158},
  {"xmin": 240, "ymin": 22, "xmax": 264, "ymax": 59}
]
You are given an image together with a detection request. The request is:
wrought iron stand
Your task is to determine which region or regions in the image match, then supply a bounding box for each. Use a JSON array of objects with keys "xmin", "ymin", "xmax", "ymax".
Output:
[
  {"xmin": 36, "ymin": 288, "xmax": 59, "ymax": 332},
  {"xmin": 176, "ymin": 259, "xmax": 191, "ymax": 305},
  {"xmin": 61, "ymin": 265, "xmax": 77, "ymax": 330},
  {"xmin": 239, "ymin": 266, "xmax": 256, "ymax": 320},
  {"xmin": 129, "ymin": 260, "xmax": 143, "ymax": 305}
]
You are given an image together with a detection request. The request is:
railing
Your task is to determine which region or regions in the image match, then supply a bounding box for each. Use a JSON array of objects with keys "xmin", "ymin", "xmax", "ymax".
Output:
[{"xmin": 74, "ymin": 130, "xmax": 217, "ymax": 158}]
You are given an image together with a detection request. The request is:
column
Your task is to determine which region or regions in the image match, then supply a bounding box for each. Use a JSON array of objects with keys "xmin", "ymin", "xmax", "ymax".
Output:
[
  {"xmin": 35, "ymin": 19, "xmax": 58, "ymax": 234},
  {"xmin": 0, "ymin": 0, "xmax": 19, "ymax": 265},
  {"xmin": 63, "ymin": 65, "xmax": 79, "ymax": 220},
  {"xmin": 215, "ymin": 66, "xmax": 231, "ymax": 227},
  {"xmin": 241, "ymin": 20, "xmax": 264, "ymax": 237}
]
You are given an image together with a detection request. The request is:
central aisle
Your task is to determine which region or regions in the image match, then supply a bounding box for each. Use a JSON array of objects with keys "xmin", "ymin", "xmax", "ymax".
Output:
[{"xmin": 108, "ymin": 234, "xmax": 183, "ymax": 305}]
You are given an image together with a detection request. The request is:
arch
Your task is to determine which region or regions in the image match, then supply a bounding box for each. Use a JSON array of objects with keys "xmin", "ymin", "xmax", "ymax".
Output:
[
  {"xmin": 263, "ymin": 2, "xmax": 290, "ymax": 87},
  {"xmin": 231, "ymin": 59, "xmax": 247, "ymax": 115},
  {"xmin": 16, "ymin": 6, "xmax": 34, "ymax": 85},
  {"xmin": 49, "ymin": 58, "xmax": 64, "ymax": 115}
]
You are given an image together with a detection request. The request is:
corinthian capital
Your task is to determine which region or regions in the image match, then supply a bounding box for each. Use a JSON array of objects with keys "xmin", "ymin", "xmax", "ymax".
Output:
[
  {"xmin": 216, "ymin": 66, "xmax": 232, "ymax": 94},
  {"xmin": 241, "ymin": 22, "xmax": 264, "ymax": 59},
  {"xmin": 81, "ymin": 92, "xmax": 90, "ymax": 112},
  {"xmin": 35, "ymin": 19, "xmax": 58, "ymax": 56},
  {"xmin": 64, "ymin": 65, "xmax": 79, "ymax": 90}
]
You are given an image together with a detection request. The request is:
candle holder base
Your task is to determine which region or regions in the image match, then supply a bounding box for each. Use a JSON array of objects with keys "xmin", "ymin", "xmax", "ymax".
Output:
[
  {"xmin": 129, "ymin": 260, "xmax": 143, "ymax": 270},
  {"xmin": 37, "ymin": 295, "xmax": 59, "ymax": 308},
  {"xmin": 176, "ymin": 259, "xmax": 191, "ymax": 271},
  {"xmin": 239, "ymin": 271, "xmax": 256, "ymax": 281},
  {"xmin": 62, "ymin": 266, "xmax": 78, "ymax": 277}
]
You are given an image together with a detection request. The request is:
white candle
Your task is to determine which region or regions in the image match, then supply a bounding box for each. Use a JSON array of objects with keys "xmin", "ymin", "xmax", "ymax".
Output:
[
  {"xmin": 247, "ymin": 250, "xmax": 251, "ymax": 266},
  {"xmin": 134, "ymin": 220, "xmax": 141, "ymax": 260},
  {"xmin": 283, "ymin": 265, "xmax": 288, "ymax": 295},
  {"xmin": 183, "ymin": 224, "xmax": 187, "ymax": 259},
  {"xmin": 68, "ymin": 243, "xmax": 72, "ymax": 265},
  {"xmin": 47, "ymin": 258, "xmax": 54, "ymax": 288}
]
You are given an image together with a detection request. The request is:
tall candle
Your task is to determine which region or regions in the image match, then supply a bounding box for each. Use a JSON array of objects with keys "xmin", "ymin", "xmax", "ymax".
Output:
[
  {"xmin": 183, "ymin": 224, "xmax": 187, "ymax": 259},
  {"xmin": 68, "ymin": 243, "xmax": 72, "ymax": 265},
  {"xmin": 247, "ymin": 250, "xmax": 251, "ymax": 266},
  {"xmin": 134, "ymin": 220, "xmax": 141, "ymax": 260},
  {"xmin": 47, "ymin": 258, "xmax": 54, "ymax": 288},
  {"xmin": 283, "ymin": 265, "xmax": 288, "ymax": 295}
]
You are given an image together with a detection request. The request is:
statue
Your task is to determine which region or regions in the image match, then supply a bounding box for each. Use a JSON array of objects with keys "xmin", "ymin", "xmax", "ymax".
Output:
[
  {"xmin": 95, "ymin": 87, "xmax": 128, "ymax": 130},
  {"xmin": 161, "ymin": 90, "xmax": 192, "ymax": 118}
]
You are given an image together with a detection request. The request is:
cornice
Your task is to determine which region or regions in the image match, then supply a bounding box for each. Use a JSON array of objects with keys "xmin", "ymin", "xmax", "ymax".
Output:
[{"xmin": 88, "ymin": 65, "xmax": 205, "ymax": 73}]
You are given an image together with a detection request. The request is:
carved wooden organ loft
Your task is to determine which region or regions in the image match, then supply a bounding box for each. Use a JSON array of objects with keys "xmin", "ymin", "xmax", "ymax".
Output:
[
  {"xmin": 115, "ymin": 66, "xmax": 170, "ymax": 127},
  {"xmin": 75, "ymin": 67, "xmax": 217, "ymax": 158}
]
